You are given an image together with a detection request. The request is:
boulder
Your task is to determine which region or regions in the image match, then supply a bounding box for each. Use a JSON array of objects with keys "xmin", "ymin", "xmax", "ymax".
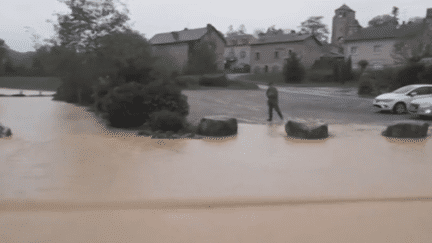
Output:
[
  {"xmin": 285, "ymin": 120, "xmax": 328, "ymax": 139},
  {"xmin": 382, "ymin": 121, "xmax": 429, "ymax": 138},
  {"xmin": 0, "ymin": 123, "xmax": 12, "ymax": 138},
  {"xmin": 197, "ymin": 118, "xmax": 238, "ymax": 137}
]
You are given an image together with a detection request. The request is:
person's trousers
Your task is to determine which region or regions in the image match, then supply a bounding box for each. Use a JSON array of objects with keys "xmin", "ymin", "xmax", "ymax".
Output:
[{"xmin": 268, "ymin": 100, "xmax": 283, "ymax": 120}]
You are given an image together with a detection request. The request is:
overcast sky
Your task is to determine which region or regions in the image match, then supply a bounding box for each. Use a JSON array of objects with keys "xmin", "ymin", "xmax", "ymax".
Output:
[{"xmin": 1, "ymin": 0, "xmax": 430, "ymax": 52}]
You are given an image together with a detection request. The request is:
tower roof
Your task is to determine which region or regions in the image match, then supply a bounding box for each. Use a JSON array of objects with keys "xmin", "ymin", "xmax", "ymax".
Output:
[{"xmin": 336, "ymin": 4, "xmax": 354, "ymax": 12}]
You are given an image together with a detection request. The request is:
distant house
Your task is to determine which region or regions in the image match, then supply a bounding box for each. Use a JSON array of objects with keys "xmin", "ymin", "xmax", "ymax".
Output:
[
  {"xmin": 149, "ymin": 24, "xmax": 226, "ymax": 73},
  {"xmin": 249, "ymin": 33, "xmax": 324, "ymax": 73},
  {"xmin": 223, "ymin": 34, "xmax": 257, "ymax": 70},
  {"xmin": 336, "ymin": 6, "xmax": 432, "ymax": 70}
]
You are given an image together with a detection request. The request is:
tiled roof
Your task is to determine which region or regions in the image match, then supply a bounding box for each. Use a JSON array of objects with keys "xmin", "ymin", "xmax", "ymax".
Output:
[
  {"xmin": 345, "ymin": 23, "xmax": 426, "ymax": 42},
  {"xmin": 336, "ymin": 4, "xmax": 354, "ymax": 12},
  {"xmin": 149, "ymin": 27, "xmax": 208, "ymax": 45},
  {"xmin": 250, "ymin": 33, "xmax": 314, "ymax": 45}
]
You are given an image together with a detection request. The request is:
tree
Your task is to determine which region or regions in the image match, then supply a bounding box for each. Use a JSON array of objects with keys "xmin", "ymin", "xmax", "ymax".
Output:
[
  {"xmin": 226, "ymin": 25, "xmax": 235, "ymax": 37},
  {"xmin": 391, "ymin": 23, "xmax": 432, "ymax": 64},
  {"xmin": 44, "ymin": 0, "xmax": 133, "ymax": 104},
  {"xmin": 408, "ymin": 17, "xmax": 424, "ymax": 24},
  {"xmin": 298, "ymin": 16, "xmax": 329, "ymax": 43},
  {"xmin": 54, "ymin": 0, "xmax": 130, "ymax": 52},
  {"xmin": 0, "ymin": 39, "xmax": 7, "ymax": 76},
  {"xmin": 283, "ymin": 52, "xmax": 306, "ymax": 83},
  {"xmin": 358, "ymin": 60, "xmax": 369, "ymax": 80},
  {"xmin": 237, "ymin": 24, "xmax": 247, "ymax": 35},
  {"xmin": 368, "ymin": 7, "xmax": 399, "ymax": 27},
  {"xmin": 392, "ymin": 6, "xmax": 399, "ymax": 21},
  {"xmin": 184, "ymin": 41, "xmax": 218, "ymax": 75}
]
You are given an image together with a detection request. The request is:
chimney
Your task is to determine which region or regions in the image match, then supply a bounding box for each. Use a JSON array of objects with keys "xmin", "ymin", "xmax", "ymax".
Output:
[
  {"xmin": 184, "ymin": 28, "xmax": 188, "ymax": 31},
  {"xmin": 290, "ymin": 30, "xmax": 296, "ymax": 34},
  {"xmin": 402, "ymin": 21, "xmax": 406, "ymax": 25}
]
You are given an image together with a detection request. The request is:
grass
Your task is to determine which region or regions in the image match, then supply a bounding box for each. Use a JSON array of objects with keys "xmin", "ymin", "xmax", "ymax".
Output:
[
  {"xmin": 0, "ymin": 76, "xmax": 62, "ymax": 91},
  {"xmin": 234, "ymin": 73, "xmax": 361, "ymax": 88},
  {"xmin": 175, "ymin": 75, "xmax": 259, "ymax": 90}
]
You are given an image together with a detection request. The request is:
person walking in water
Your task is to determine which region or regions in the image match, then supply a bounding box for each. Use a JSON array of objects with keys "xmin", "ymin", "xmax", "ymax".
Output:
[{"xmin": 266, "ymin": 81, "xmax": 283, "ymax": 122}]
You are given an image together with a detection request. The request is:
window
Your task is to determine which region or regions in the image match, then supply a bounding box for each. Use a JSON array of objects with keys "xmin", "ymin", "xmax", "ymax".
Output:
[
  {"xmin": 240, "ymin": 51, "xmax": 246, "ymax": 59},
  {"xmin": 274, "ymin": 51, "xmax": 279, "ymax": 59},
  {"xmin": 350, "ymin": 46, "xmax": 358, "ymax": 54},
  {"xmin": 255, "ymin": 52, "xmax": 260, "ymax": 60},
  {"xmin": 374, "ymin": 45, "xmax": 382, "ymax": 53},
  {"xmin": 411, "ymin": 87, "xmax": 430, "ymax": 95}
]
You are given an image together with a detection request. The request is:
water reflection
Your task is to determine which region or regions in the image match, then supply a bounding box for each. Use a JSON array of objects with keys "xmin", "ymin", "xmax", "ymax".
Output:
[{"xmin": 1, "ymin": 89, "xmax": 432, "ymax": 204}]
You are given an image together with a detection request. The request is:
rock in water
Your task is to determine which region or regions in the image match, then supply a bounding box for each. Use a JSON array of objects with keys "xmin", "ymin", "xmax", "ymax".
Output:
[
  {"xmin": 285, "ymin": 120, "xmax": 328, "ymax": 139},
  {"xmin": 197, "ymin": 118, "xmax": 238, "ymax": 137},
  {"xmin": 382, "ymin": 121, "xmax": 429, "ymax": 138},
  {"xmin": 0, "ymin": 123, "xmax": 12, "ymax": 138}
]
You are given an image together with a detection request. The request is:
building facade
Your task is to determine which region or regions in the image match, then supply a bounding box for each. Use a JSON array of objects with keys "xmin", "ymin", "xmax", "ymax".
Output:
[
  {"xmin": 150, "ymin": 24, "xmax": 226, "ymax": 73},
  {"xmin": 224, "ymin": 34, "xmax": 256, "ymax": 70},
  {"xmin": 332, "ymin": 5, "xmax": 432, "ymax": 70},
  {"xmin": 250, "ymin": 33, "xmax": 324, "ymax": 73}
]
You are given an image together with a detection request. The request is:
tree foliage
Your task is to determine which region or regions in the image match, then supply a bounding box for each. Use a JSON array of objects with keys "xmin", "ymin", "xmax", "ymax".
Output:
[
  {"xmin": 368, "ymin": 7, "xmax": 399, "ymax": 27},
  {"xmin": 283, "ymin": 52, "xmax": 306, "ymax": 83},
  {"xmin": 184, "ymin": 41, "xmax": 218, "ymax": 75},
  {"xmin": 298, "ymin": 16, "xmax": 329, "ymax": 43},
  {"xmin": 391, "ymin": 24, "xmax": 432, "ymax": 64},
  {"xmin": 0, "ymin": 39, "xmax": 7, "ymax": 76}
]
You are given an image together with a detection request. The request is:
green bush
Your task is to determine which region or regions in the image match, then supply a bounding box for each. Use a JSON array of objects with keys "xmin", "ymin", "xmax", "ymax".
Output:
[
  {"xmin": 283, "ymin": 52, "xmax": 306, "ymax": 83},
  {"xmin": 98, "ymin": 81, "xmax": 189, "ymax": 128},
  {"xmin": 358, "ymin": 77, "xmax": 378, "ymax": 96},
  {"xmin": 149, "ymin": 110, "xmax": 185, "ymax": 132},
  {"xmin": 307, "ymin": 69, "xmax": 333, "ymax": 82},
  {"xmin": 199, "ymin": 74, "xmax": 229, "ymax": 87},
  {"xmin": 393, "ymin": 63, "xmax": 425, "ymax": 89}
]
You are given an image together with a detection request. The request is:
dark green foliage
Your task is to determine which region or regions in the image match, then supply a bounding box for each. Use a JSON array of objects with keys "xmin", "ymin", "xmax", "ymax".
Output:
[
  {"xmin": 341, "ymin": 56, "xmax": 354, "ymax": 81},
  {"xmin": 419, "ymin": 65, "xmax": 432, "ymax": 83},
  {"xmin": 199, "ymin": 74, "xmax": 229, "ymax": 87},
  {"xmin": 358, "ymin": 60, "xmax": 369, "ymax": 71},
  {"xmin": 394, "ymin": 63, "xmax": 426, "ymax": 88},
  {"xmin": 184, "ymin": 41, "xmax": 218, "ymax": 75},
  {"xmin": 358, "ymin": 77, "xmax": 378, "ymax": 96},
  {"xmin": 332, "ymin": 62, "xmax": 341, "ymax": 83},
  {"xmin": 97, "ymin": 81, "xmax": 189, "ymax": 128},
  {"xmin": 307, "ymin": 69, "xmax": 333, "ymax": 82},
  {"xmin": 149, "ymin": 110, "xmax": 185, "ymax": 132},
  {"xmin": 283, "ymin": 52, "xmax": 306, "ymax": 83}
]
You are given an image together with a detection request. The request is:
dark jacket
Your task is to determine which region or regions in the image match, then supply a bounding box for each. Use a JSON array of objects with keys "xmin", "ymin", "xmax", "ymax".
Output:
[{"xmin": 266, "ymin": 86, "xmax": 278, "ymax": 103}]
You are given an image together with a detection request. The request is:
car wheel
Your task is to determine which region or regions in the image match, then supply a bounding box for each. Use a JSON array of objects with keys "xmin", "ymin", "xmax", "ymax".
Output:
[{"xmin": 393, "ymin": 102, "xmax": 407, "ymax": 114}]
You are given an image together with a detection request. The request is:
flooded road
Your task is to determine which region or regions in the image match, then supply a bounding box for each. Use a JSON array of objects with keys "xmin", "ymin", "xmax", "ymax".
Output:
[{"xmin": 1, "ymin": 88, "xmax": 432, "ymax": 242}]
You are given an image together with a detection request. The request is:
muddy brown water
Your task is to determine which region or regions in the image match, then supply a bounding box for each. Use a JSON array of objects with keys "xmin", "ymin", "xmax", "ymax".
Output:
[{"xmin": 1, "ymin": 89, "xmax": 432, "ymax": 242}]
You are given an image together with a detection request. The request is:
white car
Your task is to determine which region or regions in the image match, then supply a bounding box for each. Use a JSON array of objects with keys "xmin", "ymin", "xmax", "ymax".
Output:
[
  {"xmin": 408, "ymin": 97, "xmax": 432, "ymax": 118},
  {"xmin": 373, "ymin": 84, "xmax": 432, "ymax": 114}
]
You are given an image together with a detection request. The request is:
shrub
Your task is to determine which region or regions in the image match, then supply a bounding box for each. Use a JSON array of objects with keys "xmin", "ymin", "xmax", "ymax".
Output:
[
  {"xmin": 341, "ymin": 56, "xmax": 354, "ymax": 82},
  {"xmin": 283, "ymin": 52, "xmax": 306, "ymax": 83},
  {"xmin": 393, "ymin": 63, "xmax": 426, "ymax": 89},
  {"xmin": 184, "ymin": 41, "xmax": 218, "ymax": 75},
  {"xmin": 98, "ymin": 81, "xmax": 189, "ymax": 128},
  {"xmin": 419, "ymin": 65, "xmax": 432, "ymax": 83},
  {"xmin": 307, "ymin": 69, "xmax": 333, "ymax": 82},
  {"xmin": 358, "ymin": 77, "xmax": 378, "ymax": 96},
  {"xmin": 149, "ymin": 110, "xmax": 185, "ymax": 132},
  {"xmin": 333, "ymin": 62, "xmax": 341, "ymax": 83},
  {"xmin": 199, "ymin": 74, "xmax": 229, "ymax": 87}
]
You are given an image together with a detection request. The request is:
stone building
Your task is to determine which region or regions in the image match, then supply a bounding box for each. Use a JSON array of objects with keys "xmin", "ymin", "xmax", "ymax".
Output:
[{"xmin": 149, "ymin": 24, "xmax": 226, "ymax": 73}]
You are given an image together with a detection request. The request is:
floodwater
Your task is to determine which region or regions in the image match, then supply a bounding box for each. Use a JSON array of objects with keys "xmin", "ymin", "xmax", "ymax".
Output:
[{"xmin": 1, "ymin": 88, "xmax": 432, "ymax": 242}]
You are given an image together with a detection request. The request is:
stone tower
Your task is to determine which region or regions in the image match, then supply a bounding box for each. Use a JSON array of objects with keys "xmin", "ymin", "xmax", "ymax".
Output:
[{"xmin": 331, "ymin": 4, "xmax": 361, "ymax": 45}]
